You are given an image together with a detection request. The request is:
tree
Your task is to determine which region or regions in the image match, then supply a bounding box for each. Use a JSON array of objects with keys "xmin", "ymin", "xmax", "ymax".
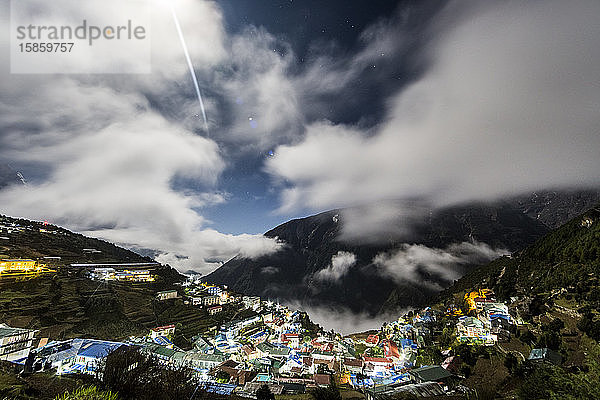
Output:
[
  {"xmin": 536, "ymin": 317, "xmax": 564, "ymax": 350},
  {"xmin": 459, "ymin": 363, "xmax": 472, "ymax": 378},
  {"xmin": 536, "ymin": 331, "xmax": 562, "ymax": 350},
  {"xmin": 517, "ymin": 364, "xmax": 600, "ymax": 400},
  {"xmin": 519, "ymin": 329, "xmax": 536, "ymax": 346},
  {"xmin": 256, "ymin": 384, "xmax": 275, "ymax": 400},
  {"xmin": 578, "ymin": 312, "xmax": 600, "ymax": 341},
  {"xmin": 504, "ymin": 353, "xmax": 519, "ymax": 375},
  {"xmin": 215, "ymin": 370, "xmax": 230, "ymax": 383},
  {"xmin": 172, "ymin": 322, "xmax": 191, "ymax": 350},
  {"xmin": 98, "ymin": 346, "xmax": 197, "ymax": 400}
]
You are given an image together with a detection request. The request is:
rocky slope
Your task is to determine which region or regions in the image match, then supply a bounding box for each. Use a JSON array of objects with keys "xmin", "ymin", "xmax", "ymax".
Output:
[{"xmin": 511, "ymin": 188, "xmax": 600, "ymax": 228}]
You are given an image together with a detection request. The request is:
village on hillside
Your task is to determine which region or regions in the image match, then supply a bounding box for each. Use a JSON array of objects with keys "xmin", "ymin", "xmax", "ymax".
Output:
[{"xmin": 1, "ymin": 256, "xmax": 558, "ymax": 399}]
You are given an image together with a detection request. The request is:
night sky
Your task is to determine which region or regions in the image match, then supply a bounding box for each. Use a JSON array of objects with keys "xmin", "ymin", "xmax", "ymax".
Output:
[
  {"xmin": 1, "ymin": 0, "xmax": 599, "ymax": 272},
  {"xmin": 203, "ymin": 0, "xmax": 443, "ymax": 234}
]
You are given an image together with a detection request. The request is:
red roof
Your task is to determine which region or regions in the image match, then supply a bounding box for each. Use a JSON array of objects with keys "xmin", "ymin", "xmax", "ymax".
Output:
[
  {"xmin": 366, "ymin": 334, "xmax": 380, "ymax": 344},
  {"xmin": 152, "ymin": 324, "xmax": 175, "ymax": 331},
  {"xmin": 383, "ymin": 340, "xmax": 400, "ymax": 358},
  {"xmin": 363, "ymin": 357, "xmax": 393, "ymax": 364}
]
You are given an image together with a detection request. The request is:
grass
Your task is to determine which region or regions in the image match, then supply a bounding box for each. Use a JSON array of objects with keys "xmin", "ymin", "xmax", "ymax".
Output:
[
  {"xmin": 340, "ymin": 389, "xmax": 365, "ymax": 400},
  {"xmin": 553, "ymin": 297, "xmax": 580, "ymax": 310},
  {"xmin": 55, "ymin": 385, "xmax": 119, "ymax": 400},
  {"xmin": 275, "ymin": 394, "xmax": 314, "ymax": 400},
  {"xmin": 0, "ymin": 362, "xmax": 95, "ymax": 400},
  {"xmin": 463, "ymin": 353, "xmax": 510, "ymax": 397}
]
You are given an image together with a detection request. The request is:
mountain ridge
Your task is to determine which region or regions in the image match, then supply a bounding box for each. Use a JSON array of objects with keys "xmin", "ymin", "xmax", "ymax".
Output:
[{"xmin": 206, "ymin": 201, "xmax": 553, "ymax": 315}]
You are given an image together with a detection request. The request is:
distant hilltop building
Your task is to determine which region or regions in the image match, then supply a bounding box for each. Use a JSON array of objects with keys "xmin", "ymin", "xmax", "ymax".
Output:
[
  {"xmin": 0, "ymin": 259, "xmax": 36, "ymax": 271},
  {"xmin": 76, "ymin": 263, "xmax": 159, "ymax": 283},
  {"xmin": 156, "ymin": 290, "xmax": 178, "ymax": 301},
  {"xmin": 87, "ymin": 267, "xmax": 155, "ymax": 282},
  {"xmin": 0, "ymin": 259, "xmax": 56, "ymax": 277}
]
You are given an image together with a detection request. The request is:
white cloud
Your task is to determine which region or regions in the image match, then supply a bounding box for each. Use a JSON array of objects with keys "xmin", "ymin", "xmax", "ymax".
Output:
[
  {"xmin": 212, "ymin": 27, "xmax": 303, "ymax": 151},
  {"xmin": 0, "ymin": 107, "xmax": 282, "ymax": 272},
  {"xmin": 373, "ymin": 241, "xmax": 507, "ymax": 289},
  {"xmin": 0, "ymin": 0, "xmax": 280, "ymax": 273},
  {"xmin": 266, "ymin": 0, "xmax": 600, "ymax": 214},
  {"xmin": 261, "ymin": 266, "xmax": 280, "ymax": 275},
  {"xmin": 339, "ymin": 201, "xmax": 430, "ymax": 244},
  {"xmin": 314, "ymin": 251, "xmax": 357, "ymax": 282}
]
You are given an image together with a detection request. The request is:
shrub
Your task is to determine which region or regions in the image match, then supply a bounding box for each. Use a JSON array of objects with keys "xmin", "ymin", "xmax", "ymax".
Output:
[{"xmin": 55, "ymin": 385, "xmax": 119, "ymax": 400}]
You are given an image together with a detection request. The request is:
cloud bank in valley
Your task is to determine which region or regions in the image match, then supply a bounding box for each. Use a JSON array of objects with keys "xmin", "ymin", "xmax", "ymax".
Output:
[
  {"xmin": 283, "ymin": 300, "xmax": 407, "ymax": 335},
  {"xmin": 374, "ymin": 241, "xmax": 508, "ymax": 290}
]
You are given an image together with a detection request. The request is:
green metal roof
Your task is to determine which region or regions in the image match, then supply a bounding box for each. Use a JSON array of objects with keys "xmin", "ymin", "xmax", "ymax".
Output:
[{"xmin": 409, "ymin": 365, "xmax": 452, "ymax": 382}]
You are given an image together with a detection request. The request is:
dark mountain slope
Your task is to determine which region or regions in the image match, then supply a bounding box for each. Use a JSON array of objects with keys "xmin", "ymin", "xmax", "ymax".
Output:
[
  {"xmin": 510, "ymin": 189, "xmax": 600, "ymax": 228},
  {"xmin": 206, "ymin": 203, "xmax": 550, "ymax": 315},
  {"xmin": 0, "ymin": 214, "xmax": 152, "ymax": 265},
  {"xmin": 442, "ymin": 204, "xmax": 600, "ymax": 300}
]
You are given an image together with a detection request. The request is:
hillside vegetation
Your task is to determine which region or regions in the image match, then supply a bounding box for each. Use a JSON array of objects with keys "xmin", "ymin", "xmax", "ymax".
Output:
[
  {"xmin": 443, "ymin": 205, "xmax": 600, "ymax": 301},
  {"xmin": 431, "ymin": 205, "xmax": 600, "ymax": 398}
]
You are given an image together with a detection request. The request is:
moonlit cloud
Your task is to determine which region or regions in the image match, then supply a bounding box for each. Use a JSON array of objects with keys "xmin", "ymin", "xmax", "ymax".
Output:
[
  {"xmin": 0, "ymin": 0, "xmax": 280, "ymax": 273},
  {"xmin": 314, "ymin": 251, "xmax": 357, "ymax": 282},
  {"xmin": 0, "ymin": 104, "xmax": 282, "ymax": 272},
  {"xmin": 373, "ymin": 241, "xmax": 507, "ymax": 289},
  {"xmin": 266, "ymin": 0, "xmax": 600, "ymax": 218},
  {"xmin": 212, "ymin": 26, "xmax": 304, "ymax": 151},
  {"xmin": 283, "ymin": 300, "xmax": 407, "ymax": 335},
  {"xmin": 338, "ymin": 201, "xmax": 430, "ymax": 244}
]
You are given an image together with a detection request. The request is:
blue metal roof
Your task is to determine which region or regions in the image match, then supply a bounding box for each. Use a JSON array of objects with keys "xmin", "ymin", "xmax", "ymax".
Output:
[
  {"xmin": 77, "ymin": 340, "xmax": 125, "ymax": 359},
  {"xmin": 198, "ymin": 382, "xmax": 236, "ymax": 395},
  {"xmin": 153, "ymin": 336, "xmax": 173, "ymax": 346}
]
